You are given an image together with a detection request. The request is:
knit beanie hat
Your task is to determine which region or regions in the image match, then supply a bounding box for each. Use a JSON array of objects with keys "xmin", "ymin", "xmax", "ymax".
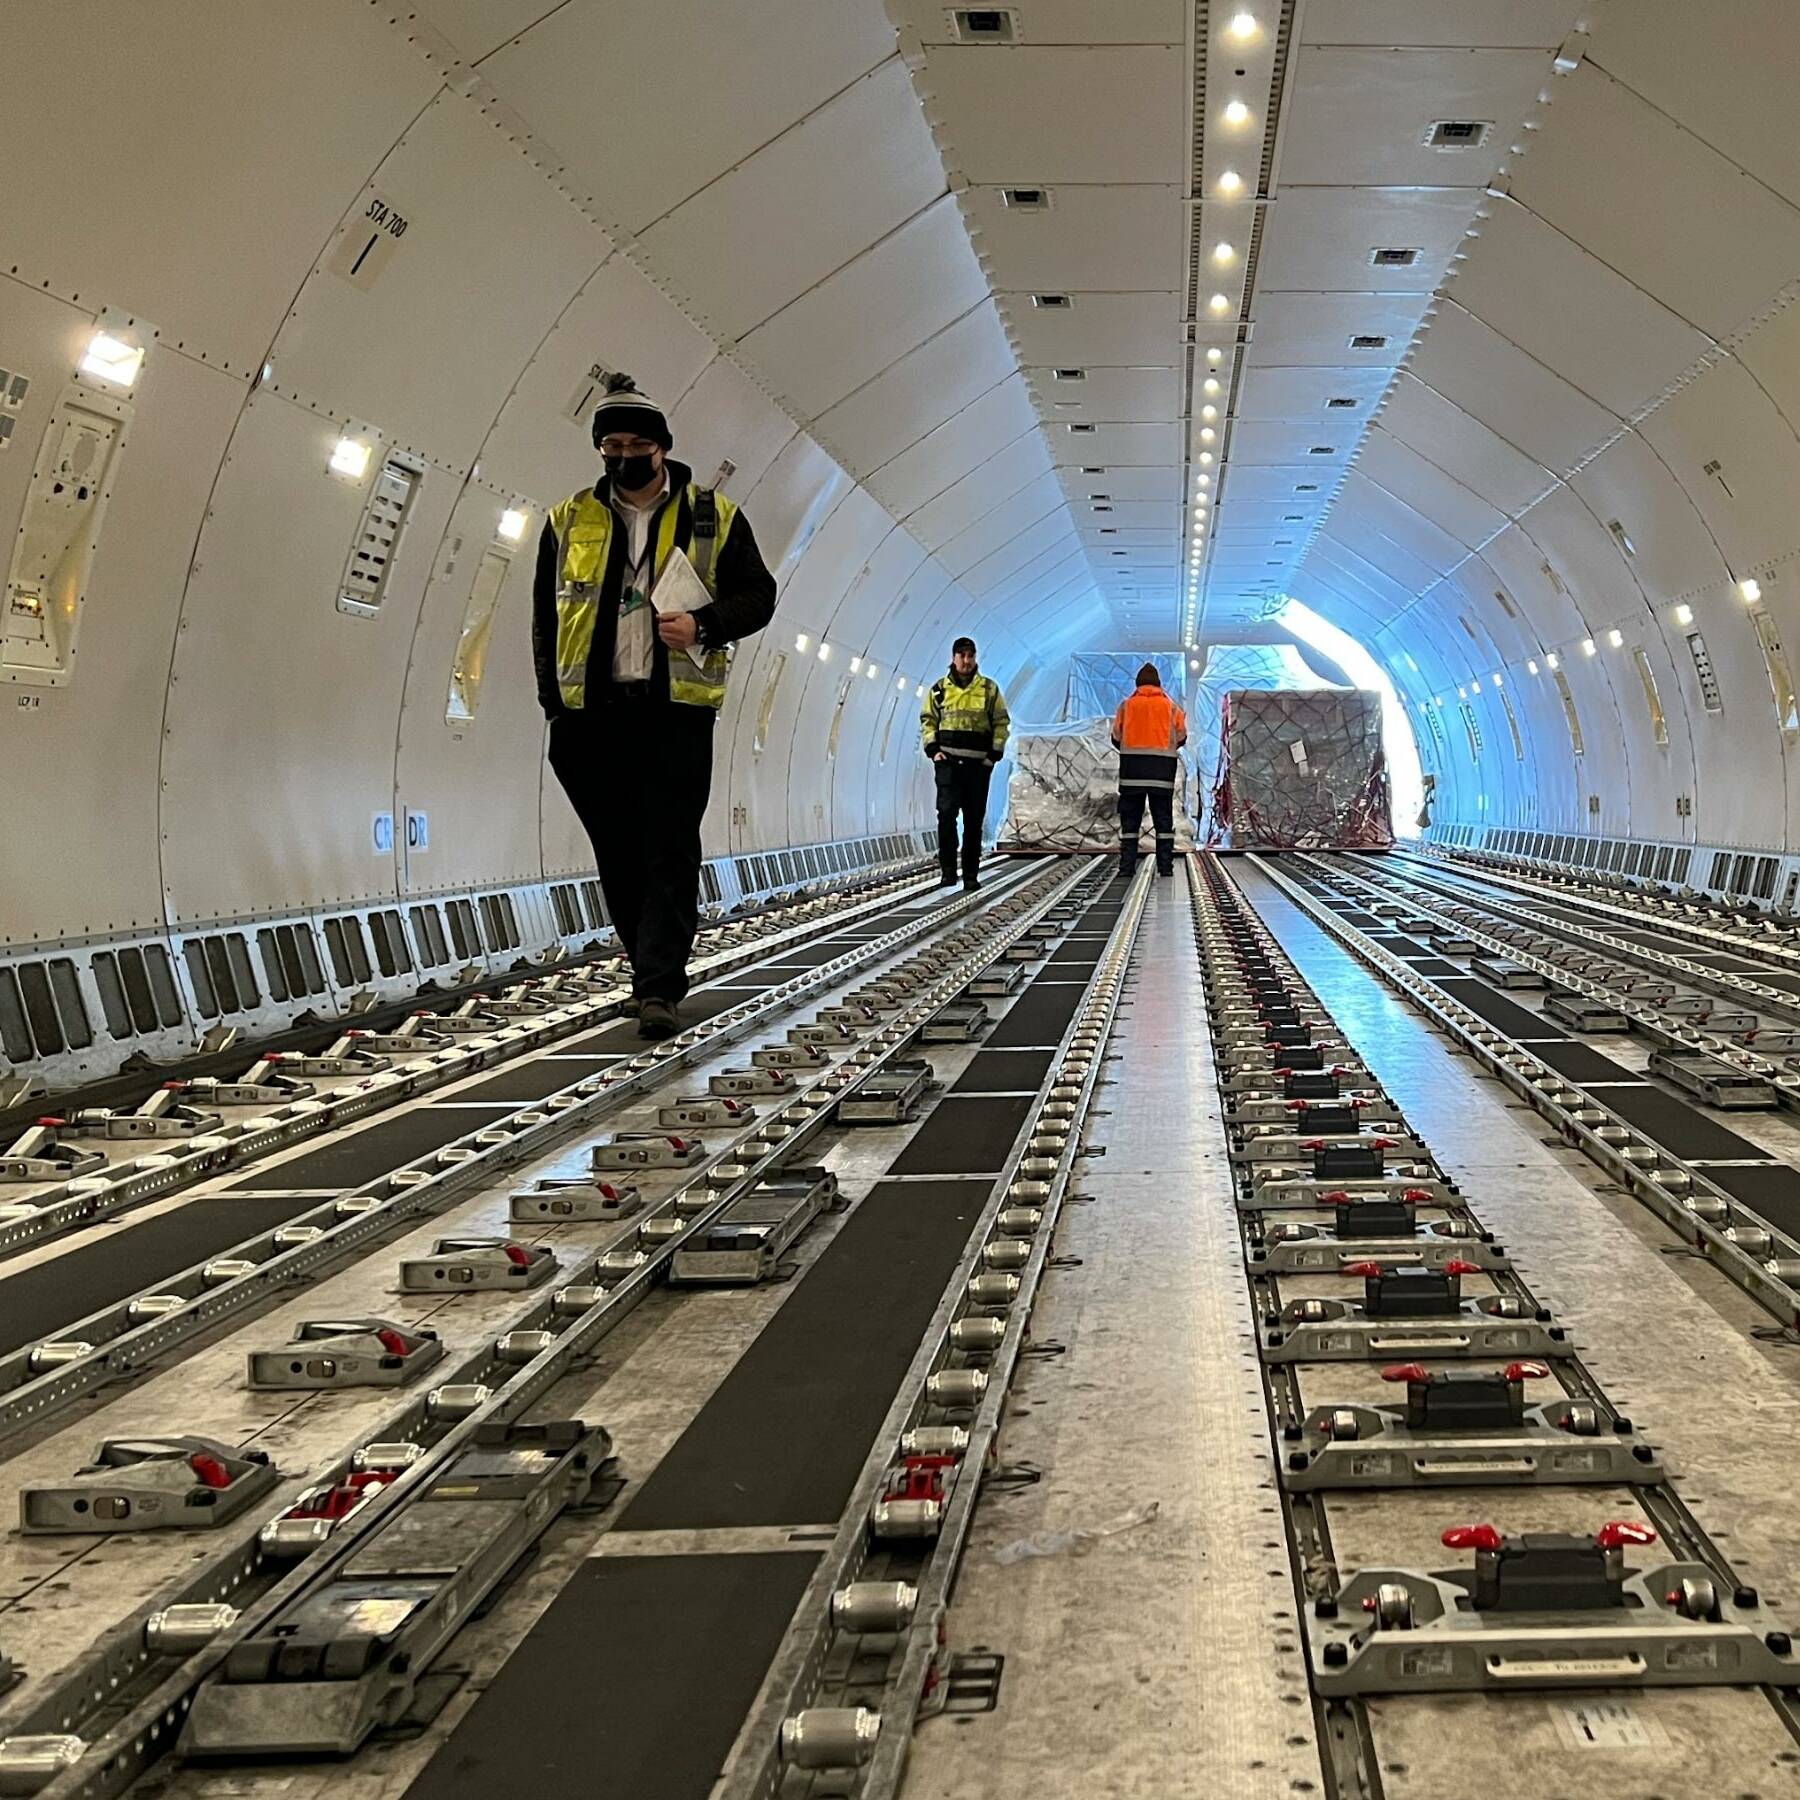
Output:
[
  {"xmin": 591, "ymin": 371, "xmax": 673, "ymax": 451},
  {"xmin": 1137, "ymin": 662, "xmax": 1161, "ymax": 686},
  {"xmin": 952, "ymin": 636, "xmax": 977, "ymax": 656}
]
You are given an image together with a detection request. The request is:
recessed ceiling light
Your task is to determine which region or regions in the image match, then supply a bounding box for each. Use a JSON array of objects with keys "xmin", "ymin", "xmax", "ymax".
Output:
[
  {"xmin": 1606, "ymin": 628, "xmax": 1623, "ymax": 648},
  {"xmin": 1226, "ymin": 11, "xmax": 1259, "ymax": 42},
  {"xmin": 1201, "ymin": 405, "xmax": 1217, "ymax": 421},
  {"xmin": 1218, "ymin": 170, "xmax": 1243, "ymax": 196},
  {"xmin": 1203, "ymin": 377, "xmax": 1221, "ymax": 395},
  {"xmin": 1200, "ymin": 428, "xmax": 1215, "ymax": 443},
  {"xmin": 1526, "ymin": 659, "xmax": 1539, "ymax": 675},
  {"xmin": 1582, "ymin": 637, "xmax": 1597, "ymax": 656},
  {"xmin": 1199, "ymin": 451, "xmax": 1213, "ymax": 464},
  {"xmin": 1223, "ymin": 100, "xmax": 1251, "ymax": 127},
  {"xmin": 1740, "ymin": 577, "xmax": 1762, "ymax": 602},
  {"xmin": 1547, "ymin": 652, "xmax": 1560, "ymax": 670},
  {"xmin": 1206, "ymin": 348, "xmax": 1223, "ymax": 365},
  {"xmin": 1208, "ymin": 293, "xmax": 1231, "ymax": 315},
  {"xmin": 1674, "ymin": 603, "xmax": 1693, "ymax": 626}
]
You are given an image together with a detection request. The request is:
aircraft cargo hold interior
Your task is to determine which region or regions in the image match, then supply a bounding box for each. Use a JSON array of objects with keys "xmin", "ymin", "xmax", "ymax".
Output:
[{"xmin": 6, "ymin": 3, "xmax": 1800, "ymax": 1797}]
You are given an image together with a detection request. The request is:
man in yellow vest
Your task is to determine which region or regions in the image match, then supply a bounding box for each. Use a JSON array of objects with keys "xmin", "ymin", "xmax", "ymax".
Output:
[
  {"xmin": 921, "ymin": 637, "xmax": 1009, "ymax": 892},
  {"xmin": 534, "ymin": 373, "xmax": 776, "ymax": 1039},
  {"xmin": 1111, "ymin": 664, "xmax": 1187, "ymax": 878}
]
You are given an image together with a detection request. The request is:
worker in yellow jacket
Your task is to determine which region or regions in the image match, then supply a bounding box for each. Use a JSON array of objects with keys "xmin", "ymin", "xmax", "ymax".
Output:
[
  {"xmin": 1112, "ymin": 665, "xmax": 1187, "ymax": 878},
  {"xmin": 921, "ymin": 637, "xmax": 1009, "ymax": 891}
]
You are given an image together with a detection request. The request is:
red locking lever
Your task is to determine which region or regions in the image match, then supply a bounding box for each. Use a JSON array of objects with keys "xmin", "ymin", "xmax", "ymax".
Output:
[
  {"xmin": 1595, "ymin": 1520, "xmax": 1657, "ymax": 1549},
  {"xmin": 1441, "ymin": 1524, "xmax": 1506, "ymax": 1552},
  {"xmin": 1380, "ymin": 1363, "xmax": 1432, "ymax": 1384},
  {"xmin": 1503, "ymin": 1361, "xmax": 1549, "ymax": 1382}
]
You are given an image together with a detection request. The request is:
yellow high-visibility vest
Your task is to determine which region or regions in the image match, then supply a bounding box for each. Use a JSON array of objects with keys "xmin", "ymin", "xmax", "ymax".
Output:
[{"xmin": 546, "ymin": 484, "xmax": 740, "ymax": 710}]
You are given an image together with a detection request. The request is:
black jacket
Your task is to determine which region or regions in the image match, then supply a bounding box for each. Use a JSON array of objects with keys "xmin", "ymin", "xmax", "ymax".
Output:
[{"xmin": 532, "ymin": 458, "xmax": 778, "ymax": 716}]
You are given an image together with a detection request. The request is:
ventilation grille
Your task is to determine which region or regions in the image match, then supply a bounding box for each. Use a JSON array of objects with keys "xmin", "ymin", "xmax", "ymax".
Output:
[
  {"xmin": 1686, "ymin": 630, "xmax": 1724, "ymax": 713},
  {"xmin": 1327, "ymin": 396, "xmax": 1358, "ymax": 409},
  {"xmin": 1349, "ymin": 334, "xmax": 1389, "ymax": 350},
  {"xmin": 256, "ymin": 923, "xmax": 327, "ymax": 1002},
  {"xmin": 1371, "ymin": 247, "xmax": 1421, "ymax": 267},
  {"xmin": 181, "ymin": 933, "xmax": 261, "ymax": 1019},
  {"xmin": 1030, "ymin": 293, "xmax": 1071, "ymax": 309},
  {"xmin": 1000, "ymin": 186, "xmax": 1050, "ymax": 209},
  {"xmin": 1426, "ymin": 120, "xmax": 1492, "ymax": 148},
  {"xmin": 339, "ymin": 451, "xmax": 424, "ymax": 615},
  {"xmin": 1068, "ymin": 422, "xmax": 1096, "ymax": 434},
  {"xmin": 0, "ymin": 957, "xmax": 95, "ymax": 1062},
  {"xmin": 1053, "ymin": 367, "xmax": 1086, "ymax": 381},
  {"xmin": 90, "ymin": 945, "xmax": 183, "ymax": 1040},
  {"xmin": 952, "ymin": 8, "xmax": 1018, "ymax": 42}
]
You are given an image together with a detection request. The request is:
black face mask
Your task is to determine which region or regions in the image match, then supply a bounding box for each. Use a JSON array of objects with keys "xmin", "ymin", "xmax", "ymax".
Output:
[{"xmin": 604, "ymin": 452, "xmax": 660, "ymax": 492}]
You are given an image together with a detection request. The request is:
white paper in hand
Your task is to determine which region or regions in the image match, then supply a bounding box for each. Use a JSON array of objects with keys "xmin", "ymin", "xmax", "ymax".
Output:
[{"xmin": 651, "ymin": 547, "xmax": 712, "ymax": 669}]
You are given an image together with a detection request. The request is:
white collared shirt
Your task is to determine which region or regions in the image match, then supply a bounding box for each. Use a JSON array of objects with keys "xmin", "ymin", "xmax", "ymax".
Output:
[{"xmin": 611, "ymin": 471, "xmax": 669, "ymax": 684}]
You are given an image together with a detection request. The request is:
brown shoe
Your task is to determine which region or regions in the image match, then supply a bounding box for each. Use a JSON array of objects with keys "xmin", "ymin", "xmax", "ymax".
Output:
[{"xmin": 637, "ymin": 998, "xmax": 679, "ymax": 1040}]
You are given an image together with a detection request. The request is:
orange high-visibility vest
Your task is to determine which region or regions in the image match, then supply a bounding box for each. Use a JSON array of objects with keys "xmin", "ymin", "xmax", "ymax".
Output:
[{"xmin": 1111, "ymin": 686, "xmax": 1186, "ymax": 789}]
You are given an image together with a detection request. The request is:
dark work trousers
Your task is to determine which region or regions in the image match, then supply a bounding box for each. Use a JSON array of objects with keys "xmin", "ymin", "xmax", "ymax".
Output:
[
  {"xmin": 935, "ymin": 757, "xmax": 993, "ymax": 883},
  {"xmin": 548, "ymin": 697, "xmax": 715, "ymax": 1004},
  {"xmin": 1119, "ymin": 786, "xmax": 1175, "ymax": 877}
]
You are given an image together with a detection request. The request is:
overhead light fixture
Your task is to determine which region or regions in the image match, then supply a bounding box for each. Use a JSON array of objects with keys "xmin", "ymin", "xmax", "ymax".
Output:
[
  {"xmin": 1578, "ymin": 637, "xmax": 1595, "ymax": 656},
  {"xmin": 1199, "ymin": 451, "xmax": 1213, "ymax": 464},
  {"xmin": 1202, "ymin": 405, "xmax": 1218, "ymax": 421},
  {"xmin": 1211, "ymin": 243, "xmax": 1237, "ymax": 270},
  {"xmin": 1526, "ymin": 659, "xmax": 1539, "ymax": 675},
  {"xmin": 1218, "ymin": 170, "xmax": 1243, "ymax": 196},
  {"xmin": 1203, "ymin": 378, "xmax": 1221, "ymax": 396},
  {"xmin": 818, "ymin": 643, "xmax": 832, "ymax": 662},
  {"xmin": 1457, "ymin": 685, "xmax": 1467, "ymax": 699},
  {"xmin": 795, "ymin": 632, "xmax": 810, "ymax": 653},
  {"xmin": 1674, "ymin": 603, "xmax": 1694, "ymax": 626},
  {"xmin": 1739, "ymin": 577, "xmax": 1762, "ymax": 602},
  {"xmin": 1491, "ymin": 672, "xmax": 1503, "ymax": 687},
  {"xmin": 867, "ymin": 663, "xmax": 880, "ymax": 679},
  {"xmin": 1206, "ymin": 348, "xmax": 1223, "ymax": 366},
  {"xmin": 1546, "ymin": 652, "xmax": 1560, "ymax": 670},
  {"xmin": 329, "ymin": 434, "xmax": 373, "ymax": 480},
  {"xmin": 1606, "ymin": 628, "xmax": 1623, "ymax": 648},
  {"xmin": 849, "ymin": 655, "xmax": 863, "ymax": 673},
  {"xmin": 1208, "ymin": 293, "xmax": 1230, "ymax": 314},
  {"xmin": 1226, "ymin": 10, "xmax": 1259, "ymax": 41},
  {"xmin": 497, "ymin": 506, "xmax": 530, "ymax": 545},
  {"xmin": 81, "ymin": 330, "xmax": 145, "ymax": 388},
  {"xmin": 1198, "ymin": 474, "xmax": 1211, "ymax": 487},
  {"xmin": 897, "ymin": 675, "xmax": 908, "ymax": 691},
  {"xmin": 1200, "ymin": 428, "xmax": 1215, "ymax": 443},
  {"xmin": 1223, "ymin": 100, "xmax": 1251, "ymax": 127}
]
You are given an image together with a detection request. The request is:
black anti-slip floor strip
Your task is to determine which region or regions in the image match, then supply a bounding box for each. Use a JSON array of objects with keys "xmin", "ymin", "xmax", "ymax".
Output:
[
  {"xmin": 986, "ymin": 982, "xmax": 1088, "ymax": 1048},
  {"xmin": 1434, "ymin": 976, "xmax": 1571, "ymax": 1040},
  {"xmin": 407, "ymin": 1551, "xmax": 820, "ymax": 1800},
  {"xmin": 952, "ymin": 1050, "xmax": 1055, "ymax": 1094},
  {"xmin": 889, "ymin": 1096, "xmax": 1037, "ymax": 1175},
  {"xmin": 440, "ymin": 1056, "xmax": 618, "ymax": 1106},
  {"xmin": 0, "ymin": 1196, "xmax": 312, "ymax": 1356},
  {"xmin": 617, "ymin": 1178, "xmax": 996, "ymax": 1531},
  {"xmin": 234, "ymin": 1104, "xmax": 521, "ymax": 1191}
]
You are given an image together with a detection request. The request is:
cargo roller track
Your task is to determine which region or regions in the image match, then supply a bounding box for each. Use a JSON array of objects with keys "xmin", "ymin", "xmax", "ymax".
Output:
[
  {"xmin": 0, "ymin": 860, "xmax": 1143, "ymax": 1800},
  {"xmin": 1191, "ymin": 853, "xmax": 1800, "ymax": 1800}
]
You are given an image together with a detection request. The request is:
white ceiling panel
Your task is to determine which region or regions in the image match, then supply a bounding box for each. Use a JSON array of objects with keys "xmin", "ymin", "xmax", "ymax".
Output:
[
  {"xmin": 1228, "ymin": 422, "xmax": 1359, "ymax": 464},
  {"xmin": 906, "ymin": 433, "xmax": 1056, "ymax": 549},
  {"xmin": 1028, "ymin": 366, "xmax": 1182, "ymax": 420},
  {"xmin": 1246, "ymin": 292, "xmax": 1429, "ymax": 365},
  {"xmin": 1586, "ymin": 0, "xmax": 1800, "ymax": 210},
  {"xmin": 1278, "ymin": 49, "xmax": 1551, "ymax": 187},
  {"xmin": 1254, "ymin": 187, "xmax": 1474, "ymax": 291},
  {"xmin": 919, "ymin": 48, "xmax": 1187, "ymax": 183},
  {"xmin": 1304, "ymin": 1, "xmax": 1580, "ymax": 49},
  {"xmin": 864, "ymin": 373, "xmax": 1041, "ymax": 517},
  {"xmin": 1333, "ymin": 467, "xmax": 1468, "ymax": 571},
  {"xmin": 481, "ymin": 0, "xmax": 896, "ymax": 233},
  {"xmin": 408, "ymin": 0, "xmax": 553, "ymax": 62},
  {"xmin": 1356, "ymin": 429, "xmax": 1509, "ymax": 550},
  {"xmin": 1508, "ymin": 64, "xmax": 1800, "ymax": 342},
  {"xmin": 1050, "ymin": 422, "xmax": 1182, "ymax": 466},
  {"xmin": 976, "ymin": 530, "xmax": 1084, "ymax": 602},
  {"xmin": 962, "ymin": 184, "xmax": 1187, "ymax": 290},
  {"xmin": 638, "ymin": 60, "xmax": 946, "ymax": 341},
  {"xmin": 904, "ymin": 2, "xmax": 1185, "ymax": 45},
  {"xmin": 1447, "ymin": 204, "xmax": 1712, "ymax": 416},
  {"xmin": 737, "ymin": 196, "xmax": 988, "ymax": 419},
  {"xmin": 815, "ymin": 303, "xmax": 1017, "ymax": 472},
  {"xmin": 1378, "ymin": 377, "xmax": 1551, "ymax": 515},
  {"xmin": 938, "ymin": 472, "xmax": 1068, "ymax": 577},
  {"xmin": 1403, "ymin": 307, "xmax": 1618, "ymax": 472},
  {"xmin": 1236, "ymin": 364, "xmax": 1394, "ymax": 417},
  {"xmin": 1079, "ymin": 501, "xmax": 1180, "ymax": 528},
  {"xmin": 1225, "ymin": 464, "xmax": 1341, "ymax": 503},
  {"xmin": 1059, "ymin": 466, "xmax": 1182, "ymax": 502},
  {"xmin": 1004, "ymin": 291, "xmax": 1184, "ymax": 365}
]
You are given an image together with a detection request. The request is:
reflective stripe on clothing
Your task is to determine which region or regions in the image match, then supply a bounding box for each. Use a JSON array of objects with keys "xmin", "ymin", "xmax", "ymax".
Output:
[
  {"xmin": 921, "ymin": 671, "xmax": 1009, "ymax": 760},
  {"xmin": 547, "ymin": 484, "xmax": 740, "ymax": 711},
  {"xmin": 1112, "ymin": 685, "xmax": 1186, "ymax": 790}
]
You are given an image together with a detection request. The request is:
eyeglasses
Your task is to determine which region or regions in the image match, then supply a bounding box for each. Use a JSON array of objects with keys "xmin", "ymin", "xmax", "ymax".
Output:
[{"xmin": 600, "ymin": 436, "xmax": 661, "ymax": 456}]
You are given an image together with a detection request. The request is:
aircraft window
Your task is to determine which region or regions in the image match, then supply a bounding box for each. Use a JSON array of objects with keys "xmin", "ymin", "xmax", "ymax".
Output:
[
  {"xmin": 446, "ymin": 546, "xmax": 512, "ymax": 724},
  {"xmin": 1497, "ymin": 688, "xmax": 1523, "ymax": 760},
  {"xmin": 753, "ymin": 654, "xmax": 787, "ymax": 753},
  {"xmin": 1748, "ymin": 608, "xmax": 1799, "ymax": 734},
  {"xmin": 828, "ymin": 677, "xmax": 854, "ymax": 759},
  {"xmin": 1631, "ymin": 648, "xmax": 1669, "ymax": 746},
  {"xmin": 1552, "ymin": 670, "xmax": 1584, "ymax": 756}
]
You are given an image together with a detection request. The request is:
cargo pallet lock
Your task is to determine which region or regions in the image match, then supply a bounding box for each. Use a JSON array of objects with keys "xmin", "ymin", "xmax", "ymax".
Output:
[
  {"xmin": 1246, "ymin": 1188, "xmax": 1508, "ymax": 1275},
  {"xmin": 1543, "ymin": 990, "xmax": 1632, "ymax": 1032},
  {"xmin": 839, "ymin": 1058, "xmax": 935, "ymax": 1124},
  {"xmin": 182, "ymin": 1420, "xmax": 612, "ymax": 1756},
  {"xmin": 1196, "ymin": 856, "xmax": 1800, "ymax": 1727},
  {"xmin": 247, "ymin": 1318, "xmax": 445, "ymax": 1390},
  {"xmin": 1468, "ymin": 956, "xmax": 1546, "ymax": 990},
  {"xmin": 1648, "ymin": 1048, "xmax": 1780, "ymax": 1109},
  {"xmin": 670, "ymin": 1166, "xmax": 840, "ymax": 1284},
  {"xmin": 19, "ymin": 1436, "xmax": 279, "ymax": 1534}
]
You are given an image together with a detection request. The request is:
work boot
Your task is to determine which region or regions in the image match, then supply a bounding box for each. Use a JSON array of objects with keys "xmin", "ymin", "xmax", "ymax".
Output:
[
  {"xmin": 937, "ymin": 872, "xmax": 959, "ymax": 888},
  {"xmin": 638, "ymin": 998, "xmax": 679, "ymax": 1041}
]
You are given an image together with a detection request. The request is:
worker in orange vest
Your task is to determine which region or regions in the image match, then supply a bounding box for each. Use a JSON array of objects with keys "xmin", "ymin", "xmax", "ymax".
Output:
[{"xmin": 1111, "ymin": 664, "xmax": 1187, "ymax": 878}]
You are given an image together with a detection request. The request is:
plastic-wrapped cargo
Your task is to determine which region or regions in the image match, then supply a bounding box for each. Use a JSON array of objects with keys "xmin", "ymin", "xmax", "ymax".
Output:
[
  {"xmin": 998, "ymin": 718, "xmax": 1197, "ymax": 855},
  {"xmin": 1209, "ymin": 689, "xmax": 1392, "ymax": 849}
]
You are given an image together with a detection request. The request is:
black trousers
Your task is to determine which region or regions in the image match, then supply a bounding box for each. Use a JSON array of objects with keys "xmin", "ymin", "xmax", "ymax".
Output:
[
  {"xmin": 935, "ymin": 758, "xmax": 992, "ymax": 882},
  {"xmin": 1119, "ymin": 785, "xmax": 1175, "ymax": 876},
  {"xmin": 548, "ymin": 698, "xmax": 715, "ymax": 1003}
]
